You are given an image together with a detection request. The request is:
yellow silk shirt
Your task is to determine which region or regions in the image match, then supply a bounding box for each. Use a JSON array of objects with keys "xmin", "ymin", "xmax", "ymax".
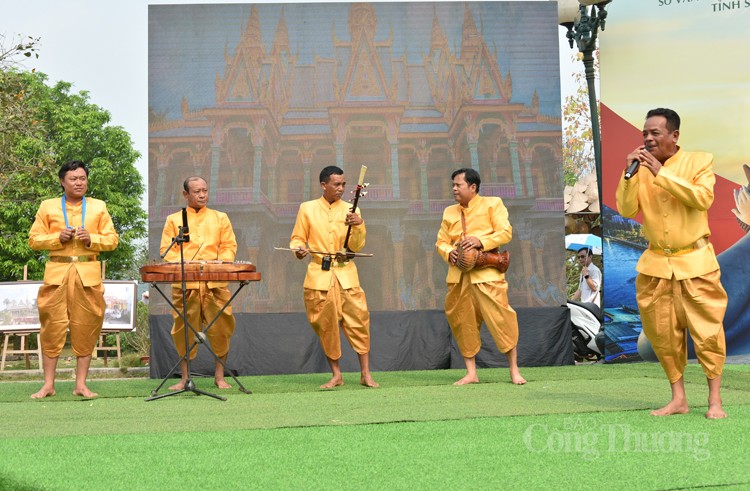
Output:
[
  {"xmin": 436, "ymin": 194, "xmax": 512, "ymax": 284},
  {"xmin": 615, "ymin": 148, "xmax": 720, "ymax": 280},
  {"xmin": 290, "ymin": 196, "xmax": 365, "ymax": 291},
  {"xmin": 28, "ymin": 197, "xmax": 119, "ymax": 287},
  {"xmin": 160, "ymin": 206, "xmax": 237, "ymax": 289}
]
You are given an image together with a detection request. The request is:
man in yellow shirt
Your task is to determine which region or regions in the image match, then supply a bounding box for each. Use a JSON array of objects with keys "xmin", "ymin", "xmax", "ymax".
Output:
[
  {"xmin": 28, "ymin": 160, "xmax": 119, "ymax": 399},
  {"xmin": 160, "ymin": 176, "xmax": 238, "ymax": 390},
  {"xmin": 436, "ymin": 168, "xmax": 526, "ymax": 386},
  {"xmin": 616, "ymin": 108, "xmax": 728, "ymax": 419},
  {"xmin": 290, "ymin": 166, "xmax": 378, "ymax": 389}
]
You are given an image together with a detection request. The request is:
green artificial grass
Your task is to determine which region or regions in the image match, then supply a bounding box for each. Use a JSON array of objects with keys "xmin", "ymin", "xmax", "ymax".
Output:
[{"xmin": 1, "ymin": 363, "xmax": 749, "ymax": 490}]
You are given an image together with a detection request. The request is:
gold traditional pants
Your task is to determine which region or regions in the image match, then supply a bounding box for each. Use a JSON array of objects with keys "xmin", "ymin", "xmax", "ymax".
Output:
[
  {"xmin": 303, "ymin": 277, "xmax": 370, "ymax": 360},
  {"xmin": 445, "ymin": 273, "xmax": 519, "ymax": 358},
  {"xmin": 37, "ymin": 267, "xmax": 105, "ymax": 357},
  {"xmin": 170, "ymin": 284, "xmax": 235, "ymax": 359},
  {"xmin": 636, "ymin": 271, "xmax": 727, "ymax": 383}
]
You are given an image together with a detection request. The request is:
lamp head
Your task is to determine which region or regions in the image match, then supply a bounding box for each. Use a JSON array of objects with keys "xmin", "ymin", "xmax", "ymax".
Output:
[{"xmin": 554, "ymin": 0, "xmax": 580, "ymax": 25}]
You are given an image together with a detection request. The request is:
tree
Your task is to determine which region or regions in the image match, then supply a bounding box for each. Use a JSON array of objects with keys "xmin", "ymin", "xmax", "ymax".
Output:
[
  {"xmin": 0, "ymin": 33, "xmax": 40, "ymax": 66},
  {"xmin": 561, "ymin": 51, "xmax": 598, "ymax": 187},
  {"xmin": 0, "ymin": 34, "xmax": 46, "ymax": 197},
  {"xmin": 0, "ymin": 68, "xmax": 146, "ymax": 281}
]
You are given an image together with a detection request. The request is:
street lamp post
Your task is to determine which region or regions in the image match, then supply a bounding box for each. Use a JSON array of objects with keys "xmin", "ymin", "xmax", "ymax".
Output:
[
  {"xmin": 556, "ymin": 0, "xmax": 611, "ymax": 215},
  {"xmin": 555, "ymin": 0, "xmax": 612, "ymax": 316}
]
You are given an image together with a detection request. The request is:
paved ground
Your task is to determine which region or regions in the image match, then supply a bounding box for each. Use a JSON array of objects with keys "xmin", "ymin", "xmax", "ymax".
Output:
[{"xmin": 727, "ymin": 354, "xmax": 750, "ymax": 365}]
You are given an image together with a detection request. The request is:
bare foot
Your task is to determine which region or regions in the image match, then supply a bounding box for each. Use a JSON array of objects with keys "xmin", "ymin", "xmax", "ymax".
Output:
[
  {"xmin": 215, "ymin": 379, "xmax": 232, "ymax": 389},
  {"xmin": 650, "ymin": 400, "xmax": 689, "ymax": 416},
  {"xmin": 72, "ymin": 387, "xmax": 98, "ymax": 398},
  {"xmin": 453, "ymin": 374, "xmax": 479, "ymax": 386},
  {"xmin": 31, "ymin": 386, "xmax": 56, "ymax": 399},
  {"xmin": 320, "ymin": 376, "xmax": 344, "ymax": 389},
  {"xmin": 360, "ymin": 375, "xmax": 379, "ymax": 388},
  {"xmin": 510, "ymin": 371, "xmax": 527, "ymax": 385},
  {"xmin": 169, "ymin": 381, "xmax": 186, "ymax": 390},
  {"xmin": 705, "ymin": 403, "xmax": 727, "ymax": 419}
]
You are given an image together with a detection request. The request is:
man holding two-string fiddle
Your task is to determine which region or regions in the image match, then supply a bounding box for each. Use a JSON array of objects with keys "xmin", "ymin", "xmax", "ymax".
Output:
[
  {"xmin": 160, "ymin": 176, "xmax": 237, "ymax": 390},
  {"xmin": 290, "ymin": 165, "xmax": 378, "ymax": 389}
]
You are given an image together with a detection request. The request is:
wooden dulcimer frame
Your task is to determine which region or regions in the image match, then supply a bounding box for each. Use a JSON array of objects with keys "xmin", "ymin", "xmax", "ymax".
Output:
[{"xmin": 140, "ymin": 261, "xmax": 260, "ymax": 283}]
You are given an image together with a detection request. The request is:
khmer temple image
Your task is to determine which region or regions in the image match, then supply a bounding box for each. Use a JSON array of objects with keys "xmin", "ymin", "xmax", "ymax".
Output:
[{"xmin": 148, "ymin": 2, "xmax": 565, "ymax": 314}]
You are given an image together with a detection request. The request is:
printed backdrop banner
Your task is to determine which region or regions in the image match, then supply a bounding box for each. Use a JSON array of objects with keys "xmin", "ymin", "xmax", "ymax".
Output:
[
  {"xmin": 599, "ymin": 0, "xmax": 750, "ymax": 361},
  {"xmin": 148, "ymin": 2, "xmax": 566, "ymax": 315}
]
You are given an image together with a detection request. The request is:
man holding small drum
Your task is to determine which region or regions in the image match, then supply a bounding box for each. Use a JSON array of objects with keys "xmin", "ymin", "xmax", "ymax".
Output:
[{"xmin": 436, "ymin": 168, "xmax": 525, "ymax": 386}]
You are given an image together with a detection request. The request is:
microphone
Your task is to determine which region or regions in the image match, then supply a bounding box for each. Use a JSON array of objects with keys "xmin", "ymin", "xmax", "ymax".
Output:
[
  {"xmin": 181, "ymin": 207, "xmax": 190, "ymax": 242},
  {"xmin": 624, "ymin": 160, "xmax": 640, "ymax": 180}
]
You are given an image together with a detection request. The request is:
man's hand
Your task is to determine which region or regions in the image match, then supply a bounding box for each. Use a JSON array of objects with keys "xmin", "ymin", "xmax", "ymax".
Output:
[
  {"xmin": 75, "ymin": 227, "xmax": 91, "ymax": 247},
  {"xmin": 459, "ymin": 235, "xmax": 482, "ymax": 251},
  {"xmin": 626, "ymin": 146, "xmax": 662, "ymax": 177},
  {"xmin": 294, "ymin": 247, "xmax": 309, "ymax": 259},
  {"xmin": 345, "ymin": 212, "xmax": 363, "ymax": 226},
  {"xmin": 732, "ymin": 186, "xmax": 750, "ymax": 226},
  {"xmin": 449, "ymin": 248, "xmax": 459, "ymax": 266},
  {"xmin": 59, "ymin": 227, "xmax": 76, "ymax": 243}
]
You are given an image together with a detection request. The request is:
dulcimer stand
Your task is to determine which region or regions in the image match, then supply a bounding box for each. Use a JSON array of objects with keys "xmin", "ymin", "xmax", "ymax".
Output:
[{"xmin": 142, "ymin": 230, "xmax": 255, "ymax": 402}]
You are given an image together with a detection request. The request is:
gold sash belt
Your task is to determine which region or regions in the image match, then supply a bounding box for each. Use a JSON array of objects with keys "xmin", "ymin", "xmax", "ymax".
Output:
[
  {"xmin": 649, "ymin": 237, "xmax": 709, "ymax": 257},
  {"xmin": 48, "ymin": 255, "xmax": 98, "ymax": 263}
]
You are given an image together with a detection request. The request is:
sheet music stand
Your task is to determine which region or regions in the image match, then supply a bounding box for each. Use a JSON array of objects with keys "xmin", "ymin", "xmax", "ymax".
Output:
[{"xmin": 141, "ymin": 229, "xmax": 260, "ymax": 402}]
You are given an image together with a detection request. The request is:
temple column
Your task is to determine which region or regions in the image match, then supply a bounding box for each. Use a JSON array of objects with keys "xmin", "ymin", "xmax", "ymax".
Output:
[
  {"xmin": 490, "ymin": 140, "xmax": 501, "ymax": 182},
  {"xmin": 523, "ymin": 155, "xmax": 534, "ymax": 197},
  {"xmin": 468, "ymin": 141, "xmax": 479, "ymax": 172},
  {"xmin": 509, "ymin": 139, "xmax": 522, "ymax": 197},
  {"xmin": 420, "ymin": 229, "xmax": 438, "ymax": 309},
  {"xmin": 514, "ymin": 219, "xmax": 534, "ymax": 305},
  {"xmin": 268, "ymin": 144, "xmax": 279, "ymax": 202},
  {"xmin": 244, "ymin": 224, "xmax": 261, "ymax": 312},
  {"xmin": 336, "ymin": 142, "xmax": 344, "ymax": 173},
  {"xmin": 386, "ymin": 116, "xmax": 401, "ymax": 200},
  {"xmin": 253, "ymin": 145, "xmax": 263, "ymax": 203},
  {"xmin": 331, "ymin": 115, "xmax": 347, "ymax": 174},
  {"xmin": 210, "ymin": 144, "xmax": 221, "ymax": 202},
  {"xmin": 156, "ymin": 167, "xmax": 166, "ymax": 208},
  {"xmin": 464, "ymin": 114, "xmax": 480, "ymax": 172},
  {"xmin": 522, "ymin": 238, "xmax": 534, "ymax": 305},
  {"xmin": 389, "ymin": 221, "xmax": 405, "ymax": 310},
  {"xmin": 209, "ymin": 125, "xmax": 224, "ymax": 201},
  {"xmin": 153, "ymin": 148, "xmax": 167, "ymax": 208},
  {"xmin": 268, "ymin": 166, "xmax": 276, "ymax": 202},
  {"xmin": 302, "ymin": 142, "xmax": 313, "ymax": 202},
  {"xmin": 420, "ymin": 162, "xmax": 429, "ymax": 211},
  {"xmin": 250, "ymin": 119, "xmax": 267, "ymax": 203},
  {"xmin": 303, "ymin": 165, "xmax": 311, "ymax": 201},
  {"xmin": 534, "ymin": 234, "xmax": 546, "ymax": 289},
  {"xmin": 390, "ymin": 143, "xmax": 400, "ymax": 199},
  {"xmin": 417, "ymin": 139, "xmax": 430, "ymax": 212}
]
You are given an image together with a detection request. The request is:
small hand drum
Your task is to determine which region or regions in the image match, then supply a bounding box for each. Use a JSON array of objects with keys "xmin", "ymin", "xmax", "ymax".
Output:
[
  {"xmin": 455, "ymin": 246, "xmax": 510, "ymax": 273},
  {"xmin": 455, "ymin": 245, "xmax": 478, "ymax": 272}
]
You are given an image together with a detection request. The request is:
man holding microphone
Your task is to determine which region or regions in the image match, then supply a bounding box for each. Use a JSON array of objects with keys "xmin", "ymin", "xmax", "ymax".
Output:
[{"xmin": 616, "ymin": 108, "xmax": 728, "ymax": 419}]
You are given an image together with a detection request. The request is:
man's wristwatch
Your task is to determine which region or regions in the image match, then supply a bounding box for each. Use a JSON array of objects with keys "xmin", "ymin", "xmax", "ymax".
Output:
[{"xmin": 584, "ymin": 275, "xmax": 590, "ymax": 279}]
